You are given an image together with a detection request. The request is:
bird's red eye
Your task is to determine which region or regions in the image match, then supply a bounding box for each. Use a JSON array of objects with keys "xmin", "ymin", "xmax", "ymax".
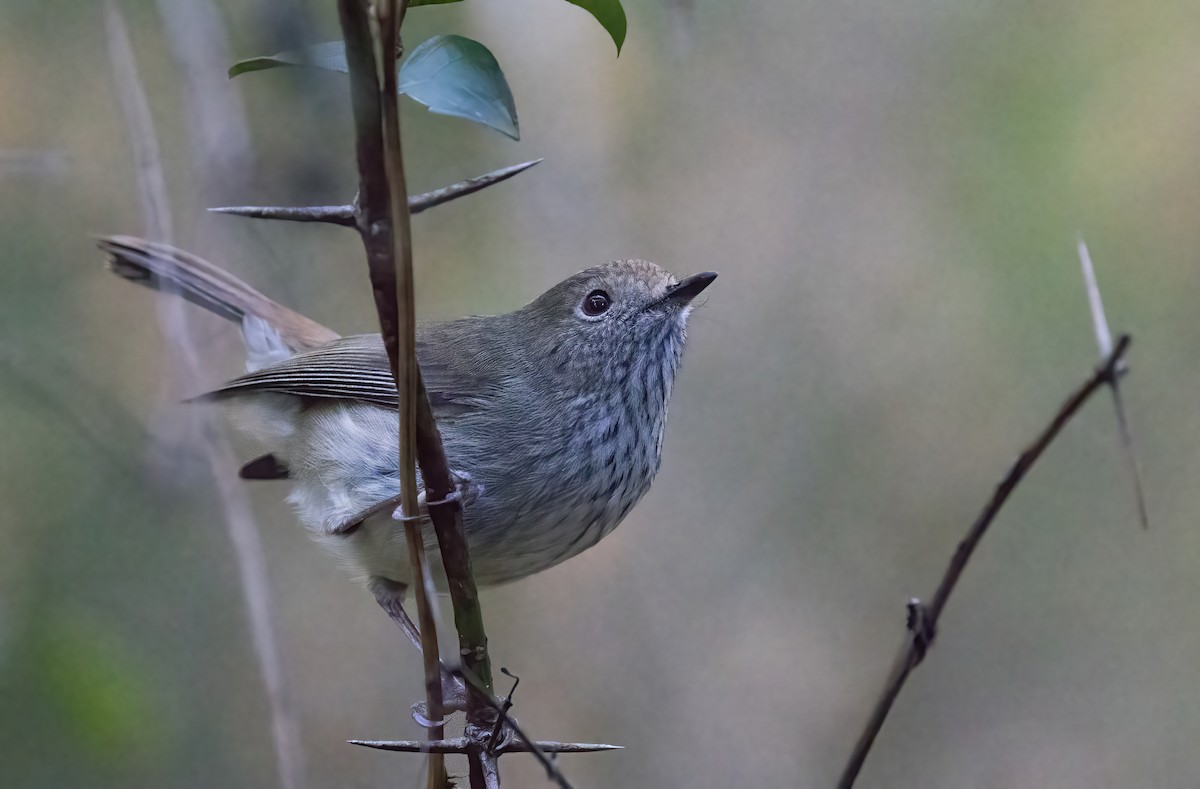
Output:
[{"xmin": 582, "ymin": 290, "xmax": 611, "ymax": 316}]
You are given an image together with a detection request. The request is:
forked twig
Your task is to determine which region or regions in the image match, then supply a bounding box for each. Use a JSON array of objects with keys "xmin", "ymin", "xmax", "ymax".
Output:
[
  {"xmin": 353, "ymin": 663, "xmax": 616, "ymax": 789},
  {"xmin": 1077, "ymin": 239, "xmax": 1148, "ymax": 529},
  {"xmin": 837, "ymin": 335, "xmax": 1134, "ymax": 789},
  {"xmin": 456, "ymin": 670, "xmax": 581, "ymax": 789}
]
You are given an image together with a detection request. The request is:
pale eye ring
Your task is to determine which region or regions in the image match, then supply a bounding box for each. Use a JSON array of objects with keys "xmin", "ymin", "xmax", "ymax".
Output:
[{"xmin": 582, "ymin": 289, "xmax": 611, "ymax": 316}]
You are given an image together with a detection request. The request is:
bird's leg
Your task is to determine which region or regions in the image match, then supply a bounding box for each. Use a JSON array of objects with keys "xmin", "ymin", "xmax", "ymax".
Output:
[
  {"xmin": 337, "ymin": 472, "xmax": 477, "ymax": 538},
  {"xmin": 371, "ymin": 577, "xmax": 425, "ymax": 650},
  {"xmin": 333, "ymin": 493, "xmax": 405, "ymax": 536},
  {"xmin": 369, "ymin": 577, "xmax": 468, "ymax": 714}
]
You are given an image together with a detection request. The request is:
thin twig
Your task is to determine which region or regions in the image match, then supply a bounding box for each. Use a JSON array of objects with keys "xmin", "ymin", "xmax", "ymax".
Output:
[
  {"xmin": 487, "ymin": 668, "xmax": 520, "ymax": 756},
  {"xmin": 836, "ymin": 335, "xmax": 1134, "ymax": 789},
  {"xmin": 207, "ymin": 159, "xmax": 542, "ymax": 225},
  {"xmin": 376, "ymin": 2, "xmax": 447, "ymax": 787},
  {"xmin": 1077, "ymin": 239, "xmax": 1148, "ymax": 529},
  {"xmin": 1107, "ymin": 384, "xmax": 1147, "ymax": 527},
  {"xmin": 104, "ymin": 6, "xmax": 305, "ymax": 789}
]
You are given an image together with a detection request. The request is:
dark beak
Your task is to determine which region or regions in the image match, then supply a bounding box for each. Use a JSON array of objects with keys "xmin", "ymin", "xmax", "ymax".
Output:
[{"xmin": 664, "ymin": 271, "xmax": 718, "ymax": 304}]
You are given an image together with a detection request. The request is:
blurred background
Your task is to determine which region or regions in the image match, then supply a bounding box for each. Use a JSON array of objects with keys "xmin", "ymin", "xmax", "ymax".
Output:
[{"xmin": 3, "ymin": 0, "xmax": 1199, "ymax": 786}]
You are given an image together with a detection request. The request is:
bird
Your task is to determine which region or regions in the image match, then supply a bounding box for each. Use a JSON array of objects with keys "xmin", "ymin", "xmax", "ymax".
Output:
[{"xmin": 98, "ymin": 236, "xmax": 716, "ymax": 605}]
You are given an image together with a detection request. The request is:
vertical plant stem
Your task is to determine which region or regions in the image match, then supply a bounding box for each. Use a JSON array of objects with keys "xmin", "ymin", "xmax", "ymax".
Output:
[
  {"xmin": 376, "ymin": 2, "xmax": 447, "ymax": 787},
  {"xmin": 105, "ymin": 5, "xmax": 305, "ymax": 789},
  {"xmin": 337, "ymin": 1, "xmax": 445, "ymax": 787},
  {"xmin": 339, "ymin": 0, "xmax": 497, "ymax": 783}
]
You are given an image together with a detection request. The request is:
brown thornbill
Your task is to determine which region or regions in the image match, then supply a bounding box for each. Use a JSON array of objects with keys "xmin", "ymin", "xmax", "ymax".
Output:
[{"xmin": 99, "ymin": 236, "xmax": 716, "ymax": 596}]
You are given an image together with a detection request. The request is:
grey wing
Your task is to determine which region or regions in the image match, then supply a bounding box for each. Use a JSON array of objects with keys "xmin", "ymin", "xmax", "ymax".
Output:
[{"xmin": 196, "ymin": 331, "xmax": 499, "ymax": 418}]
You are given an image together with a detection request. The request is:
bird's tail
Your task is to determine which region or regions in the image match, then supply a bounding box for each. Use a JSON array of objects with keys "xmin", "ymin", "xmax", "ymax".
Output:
[{"xmin": 97, "ymin": 235, "xmax": 339, "ymax": 353}]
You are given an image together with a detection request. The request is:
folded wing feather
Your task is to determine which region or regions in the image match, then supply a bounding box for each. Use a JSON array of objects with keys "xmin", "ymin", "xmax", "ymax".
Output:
[{"xmin": 196, "ymin": 332, "xmax": 498, "ymax": 419}]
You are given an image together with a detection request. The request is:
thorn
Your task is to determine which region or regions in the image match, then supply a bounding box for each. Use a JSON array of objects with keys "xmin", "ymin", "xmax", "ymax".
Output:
[
  {"xmin": 348, "ymin": 737, "xmax": 623, "ymax": 754},
  {"xmin": 523, "ymin": 741, "xmax": 624, "ymax": 753},
  {"xmin": 349, "ymin": 738, "xmax": 472, "ymax": 754},
  {"xmin": 207, "ymin": 159, "xmax": 543, "ymax": 226},
  {"xmin": 207, "ymin": 204, "xmax": 355, "ymax": 226},
  {"xmin": 1077, "ymin": 238, "xmax": 1114, "ymax": 359},
  {"xmin": 1077, "ymin": 239, "xmax": 1148, "ymax": 529},
  {"xmin": 409, "ymin": 159, "xmax": 543, "ymax": 215}
]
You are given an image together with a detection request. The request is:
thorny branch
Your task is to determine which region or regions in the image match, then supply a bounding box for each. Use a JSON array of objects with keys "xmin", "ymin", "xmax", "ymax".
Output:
[
  {"xmin": 457, "ymin": 671, "xmax": 581, "ymax": 789},
  {"xmin": 352, "ymin": 663, "xmax": 617, "ymax": 789},
  {"xmin": 335, "ymin": 3, "xmax": 596, "ymax": 782},
  {"xmin": 336, "ymin": 1, "xmax": 446, "ymax": 787},
  {"xmin": 376, "ymin": 2, "xmax": 450, "ymax": 785},
  {"xmin": 252, "ymin": 2, "xmax": 617, "ymax": 786},
  {"xmin": 836, "ymin": 334, "xmax": 1135, "ymax": 789}
]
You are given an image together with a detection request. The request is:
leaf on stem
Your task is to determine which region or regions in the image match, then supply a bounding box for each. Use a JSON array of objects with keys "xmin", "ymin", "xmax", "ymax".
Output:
[
  {"xmin": 228, "ymin": 35, "xmax": 519, "ymax": 140},
  {"xmin": 564, "ymin": 0, "xmax": 627, "ymax": 54},
  {"xmin": 399, "ymin": 35, "xmax": 519, "ymax": 139},
  {"xmin": 228, "ymin": 41, "xmax": 349, "ymax": 77}
]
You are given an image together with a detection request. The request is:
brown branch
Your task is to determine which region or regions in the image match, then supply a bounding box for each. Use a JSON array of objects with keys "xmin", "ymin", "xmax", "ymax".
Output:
[
  {"xmin": 375, "ymin": 4, "xmax": 448, "ymax": 787},
  {"xmin": 207, "ymin": 159, "xmax": 542, "ymax": 225},
  {"xmin": 337, "ymin": 2, "xmax": 445, "ymax": 787},
  {"xmin": 836, "ymin": 334, "xmax": 1134, "ymax": 789},
  {"xmin": 331, "ymin": 4, "xmax": 581, "ymax": 787}
]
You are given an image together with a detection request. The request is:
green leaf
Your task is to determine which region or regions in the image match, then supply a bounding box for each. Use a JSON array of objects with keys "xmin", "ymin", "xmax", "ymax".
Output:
[
  {"xmin": 228, "ymin": 40, "xmax": 348, "ymax": 78},
  {"xmin": 564, "ymin": 0, "xmax": 627, "ymax": 54},
  {"xmin": 226, "ymin": 34, "xmax": 518, "ymax": 139},
  {"xmin": 399, "ymin": 35, "xmax": 519, "ymax": 139}
]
